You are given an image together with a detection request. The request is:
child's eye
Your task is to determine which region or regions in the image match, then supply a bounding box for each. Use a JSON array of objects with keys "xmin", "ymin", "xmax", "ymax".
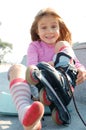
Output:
[
  {"xmin": 41, "ymin": 26, "xmax": 47, "ymax": 29},
  {"xmin": 51, "ymin": 25, "xmax": 57, "ymax": 28}
]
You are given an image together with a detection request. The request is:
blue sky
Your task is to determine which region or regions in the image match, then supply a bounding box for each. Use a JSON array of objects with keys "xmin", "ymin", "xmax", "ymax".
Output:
[{"xmin": 0, "ymin": 0, "xmax": 86, "ymax": 63}]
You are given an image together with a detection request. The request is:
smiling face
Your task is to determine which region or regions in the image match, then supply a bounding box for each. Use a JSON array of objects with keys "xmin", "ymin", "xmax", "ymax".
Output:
[{"xmin": 37, "ymin": 15, "xmax": 60, "ymax": 45}]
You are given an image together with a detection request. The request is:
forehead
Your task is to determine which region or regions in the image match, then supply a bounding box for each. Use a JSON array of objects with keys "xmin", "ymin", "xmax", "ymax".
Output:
[{"xmin": 38, "ymin": 15, "xmax": 58, "ymax": 25}]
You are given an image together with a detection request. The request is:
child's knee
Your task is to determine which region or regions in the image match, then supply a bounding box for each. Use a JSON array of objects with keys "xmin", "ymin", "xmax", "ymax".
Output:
[
  {"xmin": 8, "ymin": 64, "xmax": 26, "ymax": 82},
  {"xmin": 55, "ymin": 41, "xmax": 70, "ymax": 53},
  {"xmin": 26, "ymin": 65, "xmax": 39, "ymax": 85}
]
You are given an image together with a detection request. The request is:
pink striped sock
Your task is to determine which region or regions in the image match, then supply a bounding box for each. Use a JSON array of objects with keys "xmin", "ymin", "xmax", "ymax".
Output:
[{"xmin": 10, "ymin": 78, "xmax": 44, "ymax": 127}]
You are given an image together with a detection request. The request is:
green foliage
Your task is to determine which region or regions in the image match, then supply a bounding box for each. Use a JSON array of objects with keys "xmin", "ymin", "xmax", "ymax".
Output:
[
  {"xmin": 0, "ymin": 39, "xmax": 13, "ymax": 63},
  {"xmin": 0, "ymin": 39, "xmax": 12, "ymax": 49}
]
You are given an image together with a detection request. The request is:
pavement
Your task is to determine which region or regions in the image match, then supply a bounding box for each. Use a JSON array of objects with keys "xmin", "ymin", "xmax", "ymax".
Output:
[{"xmin": 0, "ymin": 98, "xmax": 86, "ymax": 130}]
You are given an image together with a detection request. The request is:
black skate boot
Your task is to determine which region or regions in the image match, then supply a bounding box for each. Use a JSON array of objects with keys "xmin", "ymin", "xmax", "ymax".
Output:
[
  {"xmin": 25, "ymin": 52, "xmax": 77, "ymax": 125},
  {"xmin": 54, "ymin": 52, "xmax": 77, "ymax": 88}
]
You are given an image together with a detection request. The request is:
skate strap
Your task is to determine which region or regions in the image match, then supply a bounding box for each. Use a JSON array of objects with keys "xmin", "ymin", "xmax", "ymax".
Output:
[
  {"xmin": 54, "ymin": 52, "xmax": 75, "ymax": 66},
  {"xmin": 54, "ymin": 52, "xmax": 75, "ymax": 70},
  {"xmin": 55, "ymin": 61, "xmax": 69, "ymax": 68},
  {"xmin": 10, "ymin": 78, "xmax": 27, "ymax": 88}
]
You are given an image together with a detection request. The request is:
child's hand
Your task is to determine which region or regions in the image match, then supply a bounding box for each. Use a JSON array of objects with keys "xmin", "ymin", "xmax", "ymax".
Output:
[{"xmin": 76, "ymin": 69, "xmax": 86, "ymax": 85}]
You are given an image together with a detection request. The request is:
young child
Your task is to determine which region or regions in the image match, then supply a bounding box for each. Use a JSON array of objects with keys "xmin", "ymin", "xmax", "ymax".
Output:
[
  {"xmin": 26, "ymin": 8, "xmax": 86, "ymax": 85},
  {"xmin": 8, "ymin": 8, "xmax": 86, "ymax": 129},
  {"xmin": 26, "ymin": 7, "xmax": 86, "ymax": 124}
]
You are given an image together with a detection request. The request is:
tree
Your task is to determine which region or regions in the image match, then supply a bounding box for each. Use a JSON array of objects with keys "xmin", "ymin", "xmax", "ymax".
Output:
[{"xmin": 0, "ymin": 39, "xmax": 13, "ymax": 63}]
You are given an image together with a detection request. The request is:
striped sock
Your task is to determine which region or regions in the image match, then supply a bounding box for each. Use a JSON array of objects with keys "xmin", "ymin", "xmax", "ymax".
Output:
[{"xmin": 10, "ymin": 78, "xmax": 44, "ymax": 127}]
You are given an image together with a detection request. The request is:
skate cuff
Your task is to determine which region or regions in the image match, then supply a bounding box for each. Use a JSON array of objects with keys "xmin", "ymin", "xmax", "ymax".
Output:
[{"xmin": 10, "ymin": 78, "xmax": 27, "ymax": 88}]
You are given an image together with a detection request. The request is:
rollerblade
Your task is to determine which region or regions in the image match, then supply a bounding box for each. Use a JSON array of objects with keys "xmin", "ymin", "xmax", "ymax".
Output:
[
  {"xmin": 54, "ymin": 52, "xmax": 77, "ymax": 88},
  {"xmin": 26, "ymin": 52, "xmax": 77, "ymax": 125}
]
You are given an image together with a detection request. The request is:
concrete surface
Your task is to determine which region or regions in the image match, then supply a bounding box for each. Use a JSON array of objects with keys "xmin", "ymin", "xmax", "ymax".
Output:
[{"xmin": 0, "ymin": 100, "xmax": 86, "ymax": 130}]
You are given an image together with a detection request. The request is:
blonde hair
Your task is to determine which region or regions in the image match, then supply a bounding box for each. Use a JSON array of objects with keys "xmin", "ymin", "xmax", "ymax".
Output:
[{"xmin": 30, "ymin": 8, "xmax": 72, "ymax": 44}]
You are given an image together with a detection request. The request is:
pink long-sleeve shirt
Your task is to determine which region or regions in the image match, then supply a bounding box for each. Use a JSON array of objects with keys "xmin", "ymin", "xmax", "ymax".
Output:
[{"xmin": 27, "ymin": 41, "xmax": 85, "ymax": 69}]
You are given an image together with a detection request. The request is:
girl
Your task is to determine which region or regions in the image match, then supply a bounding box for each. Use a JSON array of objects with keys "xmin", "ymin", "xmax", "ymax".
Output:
[
  {"xmin": 8, "ymin": 8, "xmax": 86, "ymax": 130},
  {"xmin": 27, "ymin": 8, "xmax": 86, "ymax": 85}
]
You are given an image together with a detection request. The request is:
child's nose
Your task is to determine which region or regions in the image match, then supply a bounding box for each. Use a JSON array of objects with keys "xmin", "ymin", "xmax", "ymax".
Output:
[{"xmin": 48, "ymin": 28, "xmax": 53, "ymax": 33}]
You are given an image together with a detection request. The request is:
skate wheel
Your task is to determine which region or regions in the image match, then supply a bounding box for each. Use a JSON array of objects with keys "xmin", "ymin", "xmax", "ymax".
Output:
[
  {"xmin": 26, "ymin": 65, "xmax": 39, "ymax": 85},
  {"xmin": 52, "ymin": 108, "xmax": 63, "ymax": 125},
  {"xmin": 39, "ymin": 88, "xmax": 51, "ymax": 106}
]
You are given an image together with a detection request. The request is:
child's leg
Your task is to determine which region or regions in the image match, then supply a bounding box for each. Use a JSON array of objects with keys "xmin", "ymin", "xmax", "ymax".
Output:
[
  {"xmin": 55, "ymin": 41, "xmax": 75, "ymax": 58},
  {"xmin": 52, "ymin": 42, "xmax": 77, "ymax": 124},
  {"xmin": 55, "ymin": 41, "xmax": 78, "ymax": 85},
  {"xmin": 8, "ymin": 64, "xmax": 44, "ymax": 130}
]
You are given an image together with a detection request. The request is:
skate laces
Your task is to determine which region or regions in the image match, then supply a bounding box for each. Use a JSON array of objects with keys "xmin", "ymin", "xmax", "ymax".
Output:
[{"xmin": 54, "ymin": 52, "xmax": 77, "ymax": 87}]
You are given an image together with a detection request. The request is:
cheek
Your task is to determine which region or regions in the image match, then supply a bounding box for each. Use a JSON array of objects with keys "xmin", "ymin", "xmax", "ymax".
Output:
[
  {"xmin": 38, "ymin": 31, "xmax": 45, "ymax": 37},
  {"xmin": 56, "ymin": 29, "xmax": 60, "ymax": 35},
  {"xmin": 37, "ymin": 29, "xmax": 42, "ymax": 35},
  {"xmin": 56, "ymin": 30, "xmax": 60, "ymax": 38}
]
